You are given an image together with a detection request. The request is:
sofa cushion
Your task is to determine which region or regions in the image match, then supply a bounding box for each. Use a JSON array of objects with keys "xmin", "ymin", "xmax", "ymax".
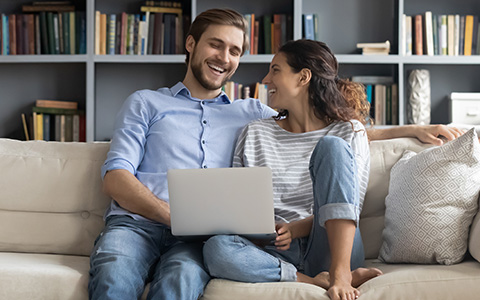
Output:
[
  {"xmin": 0, "ymin": 139, "xmax": 111, "ymax": 256},
  {"xmin": 379, "ymin": 128, "xmax": 480, "ymax": 264},
  {"xmin": 359, "ymin": 259, "xmax": 480, "ymax": 299},
  {"xmin": 360, "ymin": 137, "xmax": 432, "ymax": 259},
  {"xmin": 0, "ymin": 252, "xmax": 89, "ymax": 300},
  {"xmin": 469, "ymin": 206, "xmax": 480, "ymax": 262}
]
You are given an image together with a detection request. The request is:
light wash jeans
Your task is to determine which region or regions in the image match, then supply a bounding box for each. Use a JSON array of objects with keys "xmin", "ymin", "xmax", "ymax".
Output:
[
  {"xmin": 203, "ymin": 136, "xmax": 365, "ymax": 282},
  {"xmin": 88, "ymin": 215, "xmax": 210, "ymax": 300}
]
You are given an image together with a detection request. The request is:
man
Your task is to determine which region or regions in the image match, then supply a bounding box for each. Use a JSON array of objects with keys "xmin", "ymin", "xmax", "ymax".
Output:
[{"xmin": 89, "ymin": 8, "xmax": 463, "ymax": 300}]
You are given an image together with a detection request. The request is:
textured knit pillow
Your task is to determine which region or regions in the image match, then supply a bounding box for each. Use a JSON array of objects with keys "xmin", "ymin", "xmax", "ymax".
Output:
[{"xmin": 379, "ymin": 128, "xmax": 480, "ymax": 265}]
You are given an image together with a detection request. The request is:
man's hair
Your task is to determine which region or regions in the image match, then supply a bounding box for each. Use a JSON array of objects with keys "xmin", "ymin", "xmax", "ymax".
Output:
[{"xmin": 185, "ymin": 8, "xmax": 249, "ymax": 64}]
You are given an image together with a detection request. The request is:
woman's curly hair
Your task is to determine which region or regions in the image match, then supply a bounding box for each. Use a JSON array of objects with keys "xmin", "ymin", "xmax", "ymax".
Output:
[{"xmin": 275, "ymin": 39, "xmax": 370, "ymax": 126}]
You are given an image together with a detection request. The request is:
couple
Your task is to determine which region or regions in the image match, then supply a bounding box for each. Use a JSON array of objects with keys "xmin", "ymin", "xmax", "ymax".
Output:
[{"xmin": 88, "ymin": 8, "xmax": 464, "ymax": 300}]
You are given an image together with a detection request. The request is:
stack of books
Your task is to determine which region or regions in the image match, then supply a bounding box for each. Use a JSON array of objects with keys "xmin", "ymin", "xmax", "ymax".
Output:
[
  {"xmin": 95, "ymin": 1, "xmax": 187, "ymax": 55},
  {"xmin": 351, "ymin": 76, "xmax": 398, "ymax": 125},
  {"xmin": 356, "ymin": 41, "xmax": 391, "ymax": 55},
  {"xmin": 0, "ymin": 1, "xmax": 86, "ymax": 55},
  {"xmin": 21, "ymin": 99, "xmax": 85, "ymax": 142},
  {"xmin": 402, "ymin": 11, "xmax": 480, "ymax": 56}
]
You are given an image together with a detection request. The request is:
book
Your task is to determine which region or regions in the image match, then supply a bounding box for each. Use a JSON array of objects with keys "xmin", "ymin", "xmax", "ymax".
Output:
[
  {"xmin": 405, "ymin": 15, "xmax": 412, "ymax": 55},
  {"xmin": 100, "ymin": 13, "xmax": 106, "ymax": 55},
  {"xmin": 9, "ymin": 14, "xmax": 16, "ymax": 55},
  {"xmin": 440, "ymin": 15, "xmax": 447, "ymax": 55},
  {"xmin": 424, "ymin": 11, "xmax": 434, "ymax": 56},
  {"xmin": 273, "ymin": 14, "xmax": 282, "ymax": 53},
  {"xmin": 351, "ymin": 76, "xmax": 394, "ymax": 85},
  {"xmin": 459, "ymin": 16, "xmax": 465, "ymax": 55},
  {"xmin": 52, "ymin": 13, "xmax": 60, "ymax": 54},
  {"xmin": 152, "ymin": 13, "xmax": 163, "ymax": 54},
  {"xmin": 36, "ymin": 99, "xmax": 78, "ymax": 109},
  {"xmin": 465, "ymin": 15, "xmax": 474, "ymax": 56},
  {"xmin": 447, "ymin": 15, "xmax": 454, "ymax": 55},
  {"xmin": 357, "ymin": 40, "xmax": 390, "ymax": 55},
  {"xmin": 22, "ymin": 4, "xmax": 75, "ymax": 12},
  {"xmin": 95, "ymin": 11, "xmax": 100, "ymax": 54},
  {"xmin": 32, "ymin": 106, "xmax": 82, "ymax": 115},
  {"xmin": 58, "ymin": 11, "xmax": 64, "ymax": 54},
  {"xmin": 454, "ymin": 14, "xmax": 460, "ymax": 56},
  {"xmin": 414, "ymin": 14, "xmax": 423, "ymax": 55},
  {"xmin": 303, "ymin": 14, "xmax": 314, "ymax": 40},
  {"xmin": 69, "ymin": 11, "xmax": 75, "ymax": 54},
  {"xmin": 107, "ymin": 14, "xmax": 116, "ymax": 55},
  {"xmin": 39, "ymin": 12, "xmax": 49, "ymax": 54},
  {"xmin": 262, "ymin": 15, "xmax": 271, "ymax": 54},
  {"xmin": 472, "ymin": 16, "xmax": 479, "ymax": 55},
  {"xmin": 140, "ymin": 6, "xmax": 182, "ymax": 16},
  {"xmin": 21, "ymin": 113, "xmax": 30, "ymax": 141}
]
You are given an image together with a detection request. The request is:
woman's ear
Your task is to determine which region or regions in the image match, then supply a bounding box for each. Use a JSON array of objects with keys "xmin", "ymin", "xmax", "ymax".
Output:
[{"xmin": 299, "ymin": 68, "xmax": 312, "ymax": 86}]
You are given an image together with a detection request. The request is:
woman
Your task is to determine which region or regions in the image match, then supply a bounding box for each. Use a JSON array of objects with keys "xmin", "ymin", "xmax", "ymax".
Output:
[{"xmin": 203, "ymin": 39, "xmax": 382, "ymax": 300}]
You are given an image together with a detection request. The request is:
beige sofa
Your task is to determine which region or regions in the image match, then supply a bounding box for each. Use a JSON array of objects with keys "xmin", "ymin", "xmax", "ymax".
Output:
[{"xmin": 0, "ymin": 137, "xmax": 479, "ymax": 300}]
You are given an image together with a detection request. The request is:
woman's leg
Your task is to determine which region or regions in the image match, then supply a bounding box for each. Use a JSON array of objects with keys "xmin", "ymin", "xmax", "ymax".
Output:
[
  {"xmin": 303, "ymin": 136, "xmax": 380, "ymax": 299},
  {"xmin": 203, "ymin": 235, "xmax": 301, "ymax": 283},
  {"xmin": 304, "ymin": 136, "xmax": 365, "ymax": 276}
]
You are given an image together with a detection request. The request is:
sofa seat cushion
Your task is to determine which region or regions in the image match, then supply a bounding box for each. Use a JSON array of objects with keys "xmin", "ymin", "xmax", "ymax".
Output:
[
  {"xmin": 201, "ymin": 259, "xmax": 480, "ymax": 300},
  {"xmin": 0, "ymin": 252, "xmax": 89, "ymax": 300},
  {"xmin": 360, "ymin": 259, "xmax": 480, "ymax": 299},
  {"xmin": 201, "ymin": 279, "xmax": 329, "ymax": 300}
]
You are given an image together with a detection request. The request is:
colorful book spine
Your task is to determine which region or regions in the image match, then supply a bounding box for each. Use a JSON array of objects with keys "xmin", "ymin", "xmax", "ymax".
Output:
[{"xmin": 108, "ymin": 14, "xmax": 116, "ymax": 55}]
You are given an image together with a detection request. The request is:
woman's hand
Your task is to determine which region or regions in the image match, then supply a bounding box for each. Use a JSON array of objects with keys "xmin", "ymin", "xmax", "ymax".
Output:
[{"xmin": 275, "ymin": 223, "xmax": 292, "ymax": 250}]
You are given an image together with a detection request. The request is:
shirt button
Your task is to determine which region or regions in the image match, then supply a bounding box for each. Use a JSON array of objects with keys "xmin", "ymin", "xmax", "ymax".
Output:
[
  {"xmin": 203, "ymin": 165, "xmax": 208, "ymax": 169},
  {"xmin": 202, "ymin": 140, "xmax": 206, "ymax": 144},
  {"xmin": 203, "ymin": 120, "xmax": 207, "ymax": 124},
  {"xmin": 201, "ymin": 101, "xmax": 205, "ymax": 105}
]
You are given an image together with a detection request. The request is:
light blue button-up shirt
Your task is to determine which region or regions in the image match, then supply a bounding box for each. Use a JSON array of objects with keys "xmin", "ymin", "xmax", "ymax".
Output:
[{"xmin": 102, "ymin": 82, "xmax": 277, "ymax": 221}]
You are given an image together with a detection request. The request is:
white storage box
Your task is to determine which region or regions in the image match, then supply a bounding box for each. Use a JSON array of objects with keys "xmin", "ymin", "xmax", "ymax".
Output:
[{"xmin": 450, "ymin": 92, "xmax": 480, "ymax": 125}]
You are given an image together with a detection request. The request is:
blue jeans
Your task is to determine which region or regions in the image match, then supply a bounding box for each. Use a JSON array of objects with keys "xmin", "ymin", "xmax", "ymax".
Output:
[
  {"xmin": 88, "ymin": 215, "xmax": 210, "ymax": 300},
  {"xmin": 203, "ymin": 136, "xmax": 365, "ymax": 282}
]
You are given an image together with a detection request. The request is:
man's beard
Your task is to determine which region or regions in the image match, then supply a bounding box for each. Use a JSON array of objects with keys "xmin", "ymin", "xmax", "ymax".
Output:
[{"xmin": 190, "ymin": 52, "xmax": 234, "ymax": 91}]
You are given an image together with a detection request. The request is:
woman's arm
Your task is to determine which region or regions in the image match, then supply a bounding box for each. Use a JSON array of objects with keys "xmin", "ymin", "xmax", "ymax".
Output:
[{"xmin": 366, "ymin": 124, "xmax": 464, "ymax": 145}]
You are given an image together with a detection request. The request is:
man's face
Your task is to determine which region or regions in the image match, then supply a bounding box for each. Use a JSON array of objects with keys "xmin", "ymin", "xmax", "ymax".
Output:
[{"xmin": 187, "ymin": 24, "xmax": 243, "ymax": 91}]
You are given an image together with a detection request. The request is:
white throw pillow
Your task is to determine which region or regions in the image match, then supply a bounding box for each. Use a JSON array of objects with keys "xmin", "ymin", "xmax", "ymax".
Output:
[{"xmin": 379, "ymin": 128, "xmax": 480, "ymax": 265}]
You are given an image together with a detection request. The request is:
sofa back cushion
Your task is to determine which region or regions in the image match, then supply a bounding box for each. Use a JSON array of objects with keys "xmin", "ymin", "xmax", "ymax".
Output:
[
  {"xmin": 0, "ymin": 139, "xmax": 111, "ymax": 256},
  {"xmin": 361, "ymin": 137, "xmax": 432, "ymax": 259}
]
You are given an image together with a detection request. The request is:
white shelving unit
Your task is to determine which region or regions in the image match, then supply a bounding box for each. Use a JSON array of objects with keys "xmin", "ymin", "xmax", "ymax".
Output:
[{"xmin": 0, "ymin": 0, "xmax": 479, "ymax": 141}]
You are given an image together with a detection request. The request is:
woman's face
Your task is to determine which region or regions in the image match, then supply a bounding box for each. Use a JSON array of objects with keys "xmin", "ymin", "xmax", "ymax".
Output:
[{"xmin": 262, "ymin": 52, "xmax": 303, "ymax": 110}]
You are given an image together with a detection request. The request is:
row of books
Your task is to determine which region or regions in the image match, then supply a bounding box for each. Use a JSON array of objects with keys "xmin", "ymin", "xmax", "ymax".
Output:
[
  {"xmin": 351, "ymin": 76, "xmax": 399, "ymax": 126},
  {"xmin": 21, "ymin": 100, "xmax": 85, "ymax": 142},
  {"xmin": 222, "ymin": 81, "xmax": 268, "ymax": 106},
  {"xmin": 0, "ymin": 11, "xmax": 86, "ymax": 55},
  {"xmin": 243, "ymin": 13, "xmax": 292, "ymax": 55},
  {"xmin": 95, "ymin": 6, "xmax": 188, "ymax": 55},
  {"xmin": 402, "ymin": 12, "xmax": 480, "ymax": 56}
]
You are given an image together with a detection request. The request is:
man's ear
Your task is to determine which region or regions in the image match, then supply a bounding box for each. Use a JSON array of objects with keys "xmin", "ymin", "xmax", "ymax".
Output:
[
  {"xmin": 185, "ymin": 35, "xmax": 195, "ymax": 54},
  {"xmin": 299, "ymin": 68, "xmax": 312, "ymax": 86}
]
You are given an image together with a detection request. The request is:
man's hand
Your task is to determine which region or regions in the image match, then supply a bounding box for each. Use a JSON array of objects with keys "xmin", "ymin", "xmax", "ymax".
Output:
[
  {"xmin": 275, "ymin": 223, "xmax": 292, "ymax": 251},
  {"xmin": 413, "ymin": 125, "xmax": 464, "ymax": 146}
]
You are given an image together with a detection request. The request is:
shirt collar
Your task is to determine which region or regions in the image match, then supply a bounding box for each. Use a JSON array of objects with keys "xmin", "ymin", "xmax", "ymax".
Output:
[{"xmin": 170, "ymin": 82, "xmax": 231, "ymax": 104}]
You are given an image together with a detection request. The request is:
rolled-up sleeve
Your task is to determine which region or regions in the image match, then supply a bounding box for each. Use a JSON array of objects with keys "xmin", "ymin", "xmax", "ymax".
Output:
[{"xmin": 101, "ymin": 91, "xmax": 150, "ymax": 179}]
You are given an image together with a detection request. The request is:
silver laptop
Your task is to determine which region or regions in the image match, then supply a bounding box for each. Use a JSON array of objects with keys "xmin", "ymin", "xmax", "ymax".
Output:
[{"xmin": 167, "ymin": 167, "xmax": 276, "ymax": 241}]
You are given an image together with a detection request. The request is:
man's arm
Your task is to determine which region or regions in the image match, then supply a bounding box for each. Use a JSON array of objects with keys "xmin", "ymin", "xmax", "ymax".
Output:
[
  {"xmin": 366, "ymin": 124, "xmax": 464, "ymax": 145},
  {"xmin": 103, "ymin": 169, "xmax": 171, "ymax": 226}
]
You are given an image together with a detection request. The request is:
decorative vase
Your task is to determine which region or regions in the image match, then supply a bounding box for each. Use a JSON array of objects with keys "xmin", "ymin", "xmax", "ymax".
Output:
[{"xmin": 408, "ymin": 69, "xmax": 431, "ymax": 125}]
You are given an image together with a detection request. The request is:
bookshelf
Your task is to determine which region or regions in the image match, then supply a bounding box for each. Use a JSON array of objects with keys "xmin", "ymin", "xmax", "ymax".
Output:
[{"xmin": 0, "ymin": 0, "xmax": 479, "ymax": 141}]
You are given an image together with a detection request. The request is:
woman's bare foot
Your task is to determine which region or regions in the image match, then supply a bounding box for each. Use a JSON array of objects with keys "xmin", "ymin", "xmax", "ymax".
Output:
[
  {"xmin": 328, "ymin": 274, "xmax": 359, "ymax": 300},
  {"xmin": 351, "ymin": 267, "xmax": 383, "ymax": 287}
]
